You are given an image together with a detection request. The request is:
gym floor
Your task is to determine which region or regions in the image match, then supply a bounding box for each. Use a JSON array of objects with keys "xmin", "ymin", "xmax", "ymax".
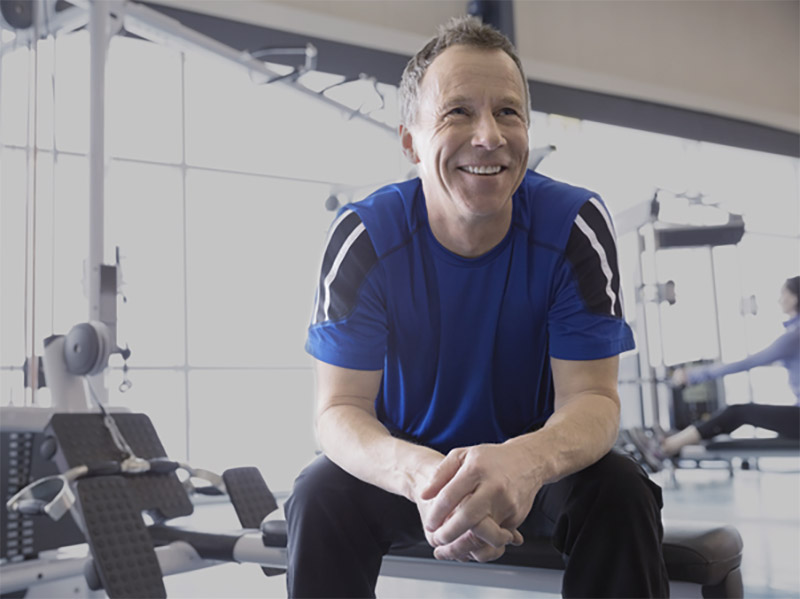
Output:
[{"xmin": 164, "ymin": 459, "xmax": 800, "ymax": 598}]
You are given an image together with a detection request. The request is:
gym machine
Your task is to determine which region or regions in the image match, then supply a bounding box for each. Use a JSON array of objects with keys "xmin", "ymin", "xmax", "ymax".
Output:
[
  {"xmin": 615, "ymin": 189, "xmax": 745, "ymax": 431},
  {"xmin": 617, "ymin": 190, "xmax": 799, "ymax": 474},
  {"xmin": 1, "ymin": 2, "xmax": 745, "ymax": 596},
  {"xmin": 2, "ymin": 406, "xmax": 746, "ymax": 598}
]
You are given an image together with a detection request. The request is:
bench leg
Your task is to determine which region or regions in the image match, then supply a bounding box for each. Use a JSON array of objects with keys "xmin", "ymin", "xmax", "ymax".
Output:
[{"xmin": 702, "ymin": 567, "xmax": 743, "ymax": 599}]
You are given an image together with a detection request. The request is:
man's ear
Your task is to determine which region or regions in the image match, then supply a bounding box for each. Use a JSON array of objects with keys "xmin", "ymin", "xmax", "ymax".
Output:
[{"xmin": 399, "ymin": 125, "xmax": 419, "ymax": 164}]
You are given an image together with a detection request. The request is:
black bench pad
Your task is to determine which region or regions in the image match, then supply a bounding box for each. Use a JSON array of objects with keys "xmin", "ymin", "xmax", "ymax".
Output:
[
  {"xmin": 661, "ymin": 522, "xmax": 743, "ymax": 585},
  {"xmin": 704, "ymin": 437, "xmax": 799, "ymax": 452},
  {"xmin": 260, "ymin": 518, "xmax": 742, "ymax": 586}
]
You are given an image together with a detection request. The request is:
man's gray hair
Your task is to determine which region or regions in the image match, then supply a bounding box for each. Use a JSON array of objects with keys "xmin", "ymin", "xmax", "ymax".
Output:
[{"xmin": 398, "ymin": 15, "xmax": 530, "ymax": 127}]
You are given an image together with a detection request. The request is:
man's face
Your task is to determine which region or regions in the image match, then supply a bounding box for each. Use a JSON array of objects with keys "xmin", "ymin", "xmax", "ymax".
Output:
[{"xmin": 401, "ymin": 45, "xmax": 529, "ymax": 227}]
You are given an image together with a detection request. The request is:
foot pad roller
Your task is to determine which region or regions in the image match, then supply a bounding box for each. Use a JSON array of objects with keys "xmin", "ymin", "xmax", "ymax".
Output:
[
  {"xmin": 222, "ymin": 467, "xmax": 283, "ymax": 577},
  {"xmin": 77, "ymin": 476, "xmax": 166, "ymax": 598}
]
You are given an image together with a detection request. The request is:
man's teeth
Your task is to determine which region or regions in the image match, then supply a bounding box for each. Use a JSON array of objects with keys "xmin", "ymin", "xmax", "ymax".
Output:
[{"xmin": 462, "ymin": 165, "xmax": 502, "ymax": 175}]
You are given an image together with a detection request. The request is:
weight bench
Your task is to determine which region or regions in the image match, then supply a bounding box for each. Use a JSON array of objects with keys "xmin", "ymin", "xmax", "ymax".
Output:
[
  {"xmin": 1, "ymin": 412, "xmax": 745, "ymax": 598},
  {"xmin": 677, "ymin": 436, "xmax": 800, "ymax": 477}
]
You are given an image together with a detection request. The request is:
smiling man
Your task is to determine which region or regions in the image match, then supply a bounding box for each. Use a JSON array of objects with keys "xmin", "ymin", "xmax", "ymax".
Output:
[{"xmin": 286, "ymin": 16, "xmax": 669, "ymax": 599}]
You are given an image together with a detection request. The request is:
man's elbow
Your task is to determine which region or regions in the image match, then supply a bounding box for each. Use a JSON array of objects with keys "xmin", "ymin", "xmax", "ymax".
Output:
[
  {"xmin": 602, "ymin": 391, "xmax": 622, "ymax": 440},
  {"xmin": 314, "ymin": 399, "xmax": 375, "ymax": 443},
  {"xmin": 582, "ymin": 391, "xmax": 620, "ymax": 451},
  {"xmin": 313, "ymin": 401, "xmax": 338, "ymax": 447}
]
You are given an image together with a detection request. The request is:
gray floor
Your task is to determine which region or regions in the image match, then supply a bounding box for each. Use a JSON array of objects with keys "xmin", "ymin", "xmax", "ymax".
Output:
[
  {"xmin": 660, "ymin": 458, "xmax": 800, "ymax": 599},
  {"xmin": 162, "ymin": 458, "xmax": 800, "ymax": 598}
]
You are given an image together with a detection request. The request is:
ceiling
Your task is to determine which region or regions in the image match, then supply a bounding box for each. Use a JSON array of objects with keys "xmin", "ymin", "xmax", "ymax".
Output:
[{"xmin": 152, "ymin": 0, "xmax": 799, "ymax": 136}]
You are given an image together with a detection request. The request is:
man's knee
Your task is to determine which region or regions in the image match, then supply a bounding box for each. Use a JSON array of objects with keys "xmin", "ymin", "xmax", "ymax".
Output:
[
  {"xmin": 285, "ymin": 456, "xmax": 354, "ymax": 526},
  {"xmin": 579, "ymin": 451, "xmax": 664, "ymax": 521}
]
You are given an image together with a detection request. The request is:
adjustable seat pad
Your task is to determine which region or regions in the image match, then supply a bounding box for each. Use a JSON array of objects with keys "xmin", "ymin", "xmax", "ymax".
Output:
[
  {"xmin": 704, "ymin": 437, "xmax": 799, "ymax": 452},
  {"xmin": 259, "ymin": 518, "xmax": 743, "ymax": 587}
]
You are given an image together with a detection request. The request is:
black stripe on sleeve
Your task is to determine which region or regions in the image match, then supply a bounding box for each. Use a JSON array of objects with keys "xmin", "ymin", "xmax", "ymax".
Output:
[
  {"xmin": 313, "ymin": 211, "xmax": 379, "ymax": 324},
  {"xmin": 565, "ymin": 199, "xmax": 624, "ymax": 318}
]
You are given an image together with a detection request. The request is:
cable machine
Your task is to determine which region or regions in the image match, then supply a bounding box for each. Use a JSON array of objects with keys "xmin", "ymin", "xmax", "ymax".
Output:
[{"xmin": 616, "ymin": 189, "xmax": 747, "ymax": 431}]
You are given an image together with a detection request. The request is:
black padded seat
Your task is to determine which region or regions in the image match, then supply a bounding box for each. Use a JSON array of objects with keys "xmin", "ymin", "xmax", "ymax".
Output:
[
  {"xmin": 661, "ymin": 522, "xmax": 743, "ymax": 586},
  {"xmin": 260, "ymin": 518, "xmax": 743, "ymax": 589},
  {"xmin": 704, "ymin": 437, "xmax": 799, "ymax": 452},
  {"xmin": 679, "ymin": 436, "xmax": 800, "ymax": 464}
]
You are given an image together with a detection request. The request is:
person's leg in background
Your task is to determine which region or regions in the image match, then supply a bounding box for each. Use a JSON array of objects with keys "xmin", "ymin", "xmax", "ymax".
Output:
[
  {"xmin": 284, "ymin": 455, "xmax": 424, "ymax": 598},
  {"xmin": 662, "ymin": 404, "xmax": 800, "ymax": 455},
  {"xmin": 523, "ymin": 450, "xmax": 669, "ymax": 598}
]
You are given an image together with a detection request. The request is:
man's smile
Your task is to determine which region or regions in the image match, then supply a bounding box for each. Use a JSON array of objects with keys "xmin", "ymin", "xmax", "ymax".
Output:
[{"xmin": 457, "ymin": 165, "xmax": 506, "ymax": 175}]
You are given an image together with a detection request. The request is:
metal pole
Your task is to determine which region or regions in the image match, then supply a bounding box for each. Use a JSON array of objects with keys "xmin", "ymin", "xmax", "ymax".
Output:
[
  {"xmin": 120, "ymin": 1, "xmax": 394, "ymax": 135},
  {"xmin": 87, "ymin": 0, "xmax": 108, "ymax": 402},
  {"xmin": 88, "ymin": 0, "xmax": 107, "ymax": 323},
  {"xmin": 708, "ymin": 246, "xmax": 727, "ymax": 407}
]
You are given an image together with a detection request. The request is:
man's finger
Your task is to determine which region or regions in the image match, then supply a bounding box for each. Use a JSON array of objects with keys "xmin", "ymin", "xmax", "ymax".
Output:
[
  {"xmin": 428, "ymin": 492, "xmax": 480, "ymax": 541},
  {"xmin": 432, "ymin": 529, "xmax": 485, "ymax": 562},
  {"xmin": 510, "ymin": 528, "xmax": 524, "ymax": 546},
  {"xmin": 419, "ymin": 450, "xmax": 463, "ymax": 501},
  {"xmin": 471, "ymin": 517, "xmax": 515, "ymax": 549},
  {"xmin": 430, "ymin": 490, "xmax": 494, "ymax": 545}
]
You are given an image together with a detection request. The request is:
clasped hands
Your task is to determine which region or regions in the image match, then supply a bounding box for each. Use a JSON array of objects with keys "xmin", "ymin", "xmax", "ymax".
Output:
[{"xmin": 414, "ymin": 443, "xmax": 537, "ymax": 563}]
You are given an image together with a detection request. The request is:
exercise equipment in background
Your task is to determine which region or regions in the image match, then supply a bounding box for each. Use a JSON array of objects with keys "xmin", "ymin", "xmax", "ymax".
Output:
[
  {"xmin": 2, "ymin": 407, "xmax": 746, "ymax": 599},
  {"xmin": 615, "ymin": 189, "xmax": 746, "ymax": 431}
]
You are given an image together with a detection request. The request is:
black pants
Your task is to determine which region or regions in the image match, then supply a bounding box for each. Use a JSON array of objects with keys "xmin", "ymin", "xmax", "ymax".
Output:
[
  {"xmin": 695, "ymin": 404, "xmax": 800, "ymax": 440},
  {"xmin": 284, "ymin": 450, "xmax": 669, "ymax": 598}
]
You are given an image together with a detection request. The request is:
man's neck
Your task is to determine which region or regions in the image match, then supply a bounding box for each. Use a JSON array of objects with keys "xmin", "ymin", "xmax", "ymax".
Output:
[{"xmin": 427, "ymin": 205, "xmax": 512, "ymax": 258}]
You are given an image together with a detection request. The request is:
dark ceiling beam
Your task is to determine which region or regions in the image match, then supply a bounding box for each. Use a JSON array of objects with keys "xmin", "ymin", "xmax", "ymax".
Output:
[{"xmin": 144, "ymin": 2, "xmax": 799, "ymax": 158}]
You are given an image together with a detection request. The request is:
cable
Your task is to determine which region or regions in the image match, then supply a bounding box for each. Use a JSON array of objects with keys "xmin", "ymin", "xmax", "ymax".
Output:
[
  {"xmin": 48, "ymin": 0, "xmax": 57, "ymax": 337},
  {"xmin": 85, "ymin": 375, "xmax": 136, "ymax": 459}
]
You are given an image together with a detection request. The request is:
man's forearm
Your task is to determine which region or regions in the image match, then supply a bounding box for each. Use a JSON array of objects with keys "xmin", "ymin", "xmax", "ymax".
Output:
[
  {"xmin": 317, "ymin": 404, "xmax": 443, "ymax": 501},
  {"xmin": 505, "ymin": 393, "xmax": 620, "ymax": 488}
]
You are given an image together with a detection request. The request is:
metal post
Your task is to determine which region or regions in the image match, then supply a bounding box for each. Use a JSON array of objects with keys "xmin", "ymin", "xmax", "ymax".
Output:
[
  {"xmin": 636, "ymin": 225, "xmax": 660, "ymax": 427},
  {"xmin": 708, "ymin": 246, "xmax": 728, "ymax": 407},
  {"xmin": 87, "ymin": 0, "xmax": 109, "ymax": 402}
]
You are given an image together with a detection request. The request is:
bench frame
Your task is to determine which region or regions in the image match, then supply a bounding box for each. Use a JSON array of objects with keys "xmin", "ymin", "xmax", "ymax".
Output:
[{"xmin": 0, "ymin": 409, "xmax": 745, "ymax": 599}]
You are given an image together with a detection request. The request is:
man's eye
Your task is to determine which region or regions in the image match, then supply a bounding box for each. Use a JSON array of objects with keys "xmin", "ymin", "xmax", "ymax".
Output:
[
  {"xmin": 498, "ymin": 108, "xmax": 520, "ymax": 117},
  {"xmin": 447, "ymin": 107, "xmax": 467, "ymax": 116}
]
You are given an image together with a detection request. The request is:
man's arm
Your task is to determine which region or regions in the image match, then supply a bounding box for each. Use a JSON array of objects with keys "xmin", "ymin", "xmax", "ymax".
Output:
[
  {"xmin": 314, "ymin": 359, "xmax": 442, "ymax": 502},
  {"xmin": 523, "ymin": 355, "xmax": 622, "ymax": 482},
  {"xmin": 421, "ymin": 355, "xmax": 621, "ymax": 561},
  {"xmin": 315, "ymin": 359, "xmax": 520, "ymax": 554}
]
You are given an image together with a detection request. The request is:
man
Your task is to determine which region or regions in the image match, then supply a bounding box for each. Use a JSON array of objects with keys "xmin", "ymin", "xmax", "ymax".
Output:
[{"xmin": 286, "ymin": 16, "xmax": 669, "ymax": 598}]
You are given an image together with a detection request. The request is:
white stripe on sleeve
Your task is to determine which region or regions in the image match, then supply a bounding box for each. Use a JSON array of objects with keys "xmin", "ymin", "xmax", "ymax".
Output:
[
  {"xmin": 322, "ymin": 222, "xmax": 367, "ymax": 322},
  {"xmin": 575, "ymin": 215, "xmax": 617, "ymax": 314}
]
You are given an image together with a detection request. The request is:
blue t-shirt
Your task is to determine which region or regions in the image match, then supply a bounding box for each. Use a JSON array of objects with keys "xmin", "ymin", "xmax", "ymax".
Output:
[{"xmin": 306, "ymin": 170, "xmax": 634, "ymax": 453}]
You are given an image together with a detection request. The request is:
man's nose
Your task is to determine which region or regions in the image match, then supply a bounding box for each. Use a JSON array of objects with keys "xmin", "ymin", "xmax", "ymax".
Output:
[{"xmin": 471, "ymin": 112, "xmax": 505, "ymax": 150}]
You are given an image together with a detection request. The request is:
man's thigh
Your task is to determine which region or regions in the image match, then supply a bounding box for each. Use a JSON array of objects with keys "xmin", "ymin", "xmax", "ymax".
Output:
[
  {"xmin": 285, "ymin": 454, "xmax": 426, "ymax": 551},
  {"xmin": 520, "ymin": 449, "xmax": 663, "ymax": 542}
]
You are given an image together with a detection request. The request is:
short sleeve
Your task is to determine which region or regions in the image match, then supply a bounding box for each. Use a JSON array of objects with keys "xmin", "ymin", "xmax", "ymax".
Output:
[
  {"xmin": 548, "ymin": 197, "xmax": 635, "ymax": 360},
  {"xmin": 305, "ymin": 209, "xmax": 387, "ymax": 370}
]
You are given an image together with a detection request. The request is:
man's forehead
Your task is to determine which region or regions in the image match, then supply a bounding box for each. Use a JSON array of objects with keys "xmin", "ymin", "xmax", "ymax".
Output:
[
  {"xmin": 422, "ymin": 46, "xmax": 525, "ymax": 100},
  {"xmin": 427, "ymin": 44, "xmax": 512, "ymax": 72}
]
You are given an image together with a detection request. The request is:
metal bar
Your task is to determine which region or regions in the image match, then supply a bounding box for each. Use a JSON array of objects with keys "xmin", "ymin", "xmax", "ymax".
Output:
[
  {"xmin": 0, "ymin": 529, "xmax": 708, "ymax": 598},
  {"xmin": 119, "ymin": 1, "xmax": 395, "ymax": 135},
  {"xmin": 87, "ymin": 0, "xmax": 107, "ymax": 324},
  {"xmin": 84, "ymin": 0, "xmax": 111, "ymax": 406},
  {"xmin": 0, "ymin": 541, "xmax": 216, "ymax": 595},
  {"xmin": 0, "ymin": 4, "xmax": 89, "ymax": 53},
  {"xmin": 0, "ymin": 553, "xmax": 90, "ymax": 595}
]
